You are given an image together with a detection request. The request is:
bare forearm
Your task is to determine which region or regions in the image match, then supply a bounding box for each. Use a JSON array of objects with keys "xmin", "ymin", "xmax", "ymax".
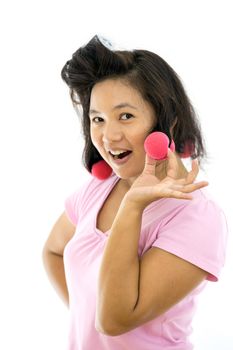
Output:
[
  {"xmin": 42, "ymin": 249, "xmax": 69, "ymax": 307},
  {"xmin": 97, "ymin": 199, "xmax": 144, "ymax": 331}
]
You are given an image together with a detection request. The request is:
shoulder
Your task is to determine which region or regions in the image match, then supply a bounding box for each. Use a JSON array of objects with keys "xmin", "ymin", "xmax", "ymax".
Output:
[
  {"xmin": 164, "ymin": 185, "xmax": 225, "ymax": 221},
  {"xmin": 183, "ymin": 186, "xmax": 227, "ymax": 229},
  {"xmin": 159, "ymin": 186, "xmax": 228, "ymax": 243},
  {"xmin": 65, "ymin": 172, "xmax": 119, "ymax": 210},
  {"xmin": 81, "ymin": 172, "xmax": 120, "ymax": 198},
  {"xmin": 151, "ymin": 186, "xmax": 228, "ymax": 282}
]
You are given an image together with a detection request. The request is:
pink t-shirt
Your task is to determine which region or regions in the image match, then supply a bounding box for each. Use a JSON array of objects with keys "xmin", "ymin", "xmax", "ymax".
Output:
[{"xmin": 63, "ymin": 173, "xmax": 228, "ymax": 350}]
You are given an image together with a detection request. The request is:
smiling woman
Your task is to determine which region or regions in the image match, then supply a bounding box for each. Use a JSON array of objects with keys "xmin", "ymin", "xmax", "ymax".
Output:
[
  {"xmin": 61, "ymin": 35, "xmax": 207, "ymax": 178},
  {"xmin": 88, "ymin": 78, "xmax": 160, "ymax": 186},
  {"xmin": 42, "ymin": 35, "xmax": 228, "ymax": 350}
]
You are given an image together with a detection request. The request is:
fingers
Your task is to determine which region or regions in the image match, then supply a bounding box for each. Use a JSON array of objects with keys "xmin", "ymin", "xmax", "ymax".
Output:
[
  {"xmin": 171, "ymin": 191, "xmax": 193, "ymax": 200},
  {"xmin": 161, "ymin": 181, "xmax": 208, "ymax": 202},
  {"xmin": 172, "ymin": 178, "xmax": 209, "ymax": 196},
  {"xmin": 185, "ymin": 159, "xmax": 199, "ymax": 184},
  {"xmin": 181, "ymin": 181, "xmax": 209, "ymax": 193},
  {"xmin": 174, "ymin": 181, "xmax": 208, "ymax": 191},
  {"xmin": 158, "ymin": 187, "xmax": 194, "ymax": 200},
  {"xmin": 175, "ymin": 158, "xmax": 200, "ymax": 186},
  {"xmin": 166, "ymin": 149, "xmax": 179, "ymax": 178}
]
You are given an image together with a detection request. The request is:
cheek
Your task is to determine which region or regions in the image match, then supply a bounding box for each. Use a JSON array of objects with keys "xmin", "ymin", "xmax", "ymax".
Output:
[
  {"xmin": 132, "ymin": 131, "xmax": 148, "ymax": 147},
  {"xmin": 90, "ymin": 129, "xmax": 99, "ymax": 145},
  {"xmin": 90, "ymin": 132, "xmax": 105, "ymax": 156},
  {"xmin": 90, "ymin": 127, "xmax": 95, "ymax": 138}
]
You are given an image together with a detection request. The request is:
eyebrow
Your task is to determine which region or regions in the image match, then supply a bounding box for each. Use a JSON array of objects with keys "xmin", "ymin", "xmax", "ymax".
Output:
[{"xmin": 89, "ymin": 103, "xmax": 138, "ymax": 115}]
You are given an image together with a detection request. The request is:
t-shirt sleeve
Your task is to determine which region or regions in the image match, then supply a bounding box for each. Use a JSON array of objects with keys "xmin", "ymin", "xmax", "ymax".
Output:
[
  {"xmin": 64, "ymin": 188, "xmax": 82, "ymax": 226},
  {"xmin": 64, "ymin": 175, "xmax": 95, "ymax": 226},
  {"xmin": 152, "ymin": 196, "xmax": 228, "ymax": 282}
]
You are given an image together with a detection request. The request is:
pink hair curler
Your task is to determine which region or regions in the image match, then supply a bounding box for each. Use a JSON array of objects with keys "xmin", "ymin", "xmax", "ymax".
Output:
[
  {"xmin": 91, "ymin": 159, "xmax": 112, "ymax": 180},
  {"xmin": 144, "ymin": 132, "xmax": 175, "ymax": 160},
  {"xmin": 179, "ymin": 140, "xmax": 195, "ymax": 158}
]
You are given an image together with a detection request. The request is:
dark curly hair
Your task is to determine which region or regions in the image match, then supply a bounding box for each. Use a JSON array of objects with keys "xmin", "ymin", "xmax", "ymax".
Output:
[{"xmin": 61, "ymin": 35, "xmax": 208, "ymax": 173}]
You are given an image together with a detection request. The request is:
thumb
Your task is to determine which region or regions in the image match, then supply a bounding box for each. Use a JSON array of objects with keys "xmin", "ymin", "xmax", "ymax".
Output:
[{"xmin": 143, "ymin": 153, "xmax": 157, "ymax": 174}]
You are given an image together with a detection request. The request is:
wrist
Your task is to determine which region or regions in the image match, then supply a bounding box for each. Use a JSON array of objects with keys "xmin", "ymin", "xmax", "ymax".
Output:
[{"xmin": 121, "ymin": 195, "xmax": 146, "ymax": 213}]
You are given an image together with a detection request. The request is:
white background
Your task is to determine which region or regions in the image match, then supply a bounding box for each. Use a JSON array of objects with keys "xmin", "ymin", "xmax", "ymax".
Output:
[{"xmin": 0, "ymin": 0, "xmax": 232, "ymax": 349}]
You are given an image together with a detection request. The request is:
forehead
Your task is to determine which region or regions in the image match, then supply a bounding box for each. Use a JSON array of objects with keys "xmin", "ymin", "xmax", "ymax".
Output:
[{"xmin": 90, "ymin": 79, "xmax": 145, "ymax": 110}]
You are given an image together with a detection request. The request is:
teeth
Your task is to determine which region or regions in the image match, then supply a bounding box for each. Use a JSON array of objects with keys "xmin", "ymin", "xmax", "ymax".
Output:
[{"xmin": 110, "ymin": 150, "xmax": 127, "ymax": 155}]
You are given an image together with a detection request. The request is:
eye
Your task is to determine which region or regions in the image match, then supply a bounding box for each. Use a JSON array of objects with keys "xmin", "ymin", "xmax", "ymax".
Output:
[
  {"xmin": 91, "ymin": 117, "xmax": 103, "ymax": 123},
  {"xmin": 120, "ymin": 113, "xmax": 134, "ymax": 120},
  {"xmin": 91, "ymin": 113, "xmax": 134, "ymax": 123}
]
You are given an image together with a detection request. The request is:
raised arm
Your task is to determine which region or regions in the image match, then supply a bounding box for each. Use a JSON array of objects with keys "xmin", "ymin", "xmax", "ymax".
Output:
[{"xmin": 96, "ymin": 151, "xmax": 209, "ymax": 336}]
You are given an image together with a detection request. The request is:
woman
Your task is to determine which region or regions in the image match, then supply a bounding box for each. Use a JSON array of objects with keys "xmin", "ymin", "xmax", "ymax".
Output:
[{"xmin": 42, "ymin": 35, "xmax": 228, "ymax": 349}]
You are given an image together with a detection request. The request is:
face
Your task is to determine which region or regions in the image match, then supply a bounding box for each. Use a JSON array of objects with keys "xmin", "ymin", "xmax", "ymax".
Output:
[{"xmin": 89, "ymin": 79, "xmax": 157, "ymax": 186}]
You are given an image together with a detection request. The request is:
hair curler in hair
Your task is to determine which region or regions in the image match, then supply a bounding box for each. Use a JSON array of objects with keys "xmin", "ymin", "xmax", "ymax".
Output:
[
  {"xmin": 179, "ymin": 140, "xmax": 195, "ymax": 158},
  {"xmin": 144, "ymin": 132, "xmax": 175, "ymax": 160},
  {"xmin": 91, "ymin": 159, "xmax": 113, "ymax": 180}
]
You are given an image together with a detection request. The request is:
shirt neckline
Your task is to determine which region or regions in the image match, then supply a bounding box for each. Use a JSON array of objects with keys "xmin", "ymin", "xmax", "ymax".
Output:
[
  {"xmin": 93, "ymin": 175, "xmax": 157, "ymax": 238},
  {"xmin": 93, "ymin": 177, "xmax": 204, "ymax": 239},
  {"xmin": 94, "ymin": 175, "xmax": 121, "ymax": 238}
]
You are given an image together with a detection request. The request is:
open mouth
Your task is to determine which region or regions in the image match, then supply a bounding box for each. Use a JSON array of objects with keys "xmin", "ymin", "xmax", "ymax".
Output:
[{"xmin": 109, "ymin": 150, "xmax": 132, "ymax": 160}]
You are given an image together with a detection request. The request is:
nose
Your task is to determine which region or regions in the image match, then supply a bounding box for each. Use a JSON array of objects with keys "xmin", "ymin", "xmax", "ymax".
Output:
[{"xmin": 102, "ymin": 121, "xmax": 123, "ymax": 144}]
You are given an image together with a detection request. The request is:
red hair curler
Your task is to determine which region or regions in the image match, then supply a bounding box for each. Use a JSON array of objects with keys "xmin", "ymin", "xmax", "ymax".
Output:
[
  {"xmin": 90, "ymin": 159, "xmax": 113, "ymax": 180},
  {"xmin": 179, "ymin": 140, "xmax": 195, "ymax": 158},
  {"xmin": 144, "ymin": 132, "xmax": 175, "ymax": 160}
]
